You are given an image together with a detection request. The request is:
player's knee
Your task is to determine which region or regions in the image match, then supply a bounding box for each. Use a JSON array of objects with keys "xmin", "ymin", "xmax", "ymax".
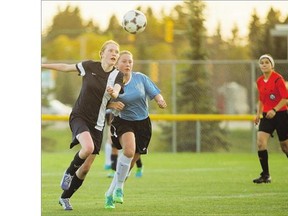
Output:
[
  {"xmin": 256, "ymin": 140, "xmax": 266, "ymax": 150},
  {"xmin": 281, "ymin": 147, "xmax": 288, "ymax": 155},
  {"xmin": 82, "ymin": 145, "xmax": 94, "ymax": 156},
  {"xmin": 280, "ymin": 140, "xmax": 288, "ymax": 154},
  {"xmin": 123, "ymin": 149, "xmax": 134, "ymax": 158}
]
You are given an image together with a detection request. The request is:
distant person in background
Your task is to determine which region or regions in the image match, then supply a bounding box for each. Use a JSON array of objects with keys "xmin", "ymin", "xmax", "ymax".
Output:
[
  {"xmin": 253, "ymin": 54, "xmax": 288, "ymax": 184},
  {"xmin": 41, "ymin": 40, "xmax": 124, "ymax": 210},
  {"xmin": 104, "ymin": 50, "xmax": 167, "ymax": 209}
]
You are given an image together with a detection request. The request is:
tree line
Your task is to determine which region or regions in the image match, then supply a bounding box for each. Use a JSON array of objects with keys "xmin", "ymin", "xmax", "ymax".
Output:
[
  {"xmin": 42, "ymin": 1, "xmax": 288, "ymax": 62},
  {"xmin": 42, "ymin": 0, "xmax": 288, "ymax": 152}
]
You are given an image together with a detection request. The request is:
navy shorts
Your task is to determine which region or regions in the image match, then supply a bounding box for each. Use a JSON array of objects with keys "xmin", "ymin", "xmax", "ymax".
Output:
[
  {"xmin": 259, "ymin": 110, "xmax": 288, "ymax": 141},
  {"xmin": 110, "ymin": 116, "xmax": 152, "ymax": 154},
  {"xmin": 69, "ymin": 114, "xmax": 103, "ymax": 154}
]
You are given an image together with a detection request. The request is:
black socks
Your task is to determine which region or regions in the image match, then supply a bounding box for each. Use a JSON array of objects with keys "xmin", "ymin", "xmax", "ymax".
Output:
[
  {"xmin": 66, "ymin": 152, "xmax": 85, "ymax": 175},
  {"xmin": 258, "ymin": 150, "xmax": 269, "ymax": 176},
  {"xmin": 111, "ymin": 154, "xmax": 118, "ymax": 171},
  {"xmin": 61, "ymin": 174, "xmax": 84, "ymax": 198},
  {"xmin": 136, "ymin": 158, "xmax": 143, "ymax": 168}
]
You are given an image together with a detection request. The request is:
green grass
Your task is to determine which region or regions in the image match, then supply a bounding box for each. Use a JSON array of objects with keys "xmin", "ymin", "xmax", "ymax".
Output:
[
  {"xmin": 41, "ymin": 125, "xmax": 283, "ymax": 153},
  {"xmin": 42, "ymin": 152, "xmax": 288, "ymax": 216}
]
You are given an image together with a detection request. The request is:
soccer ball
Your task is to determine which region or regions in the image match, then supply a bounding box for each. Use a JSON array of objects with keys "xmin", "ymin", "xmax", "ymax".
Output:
[{"xmin": 122, "ymin": 10, "xmax": 147, "ymax": 34}]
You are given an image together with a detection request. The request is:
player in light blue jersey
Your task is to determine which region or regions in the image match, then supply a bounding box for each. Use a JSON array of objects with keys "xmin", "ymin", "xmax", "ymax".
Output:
[
  {"xmin": 104, "ymin": 50, "xmax": 167, "ymax": 209},
  {"xmin": 104, "ymin": 109, "xmax": 144, "ymax": 178}
]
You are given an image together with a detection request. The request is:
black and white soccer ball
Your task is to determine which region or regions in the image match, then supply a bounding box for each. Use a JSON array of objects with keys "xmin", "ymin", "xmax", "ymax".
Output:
[{"xmin": 122, "ymin": 10, "xmax": 147, "ymax": 34}]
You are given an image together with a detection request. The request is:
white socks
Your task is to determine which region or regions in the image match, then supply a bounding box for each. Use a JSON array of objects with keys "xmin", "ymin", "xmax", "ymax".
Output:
[
  {"xmin": 116, "ymin": 154, "xmax": 132, "ymax": 188},
  {"xmin": 105, "ymin": 154, "xmax": 132, "ymax": 196},
  {"xmin": 104, "ymin": 142, "xmax": 112, "ymax": 168}
]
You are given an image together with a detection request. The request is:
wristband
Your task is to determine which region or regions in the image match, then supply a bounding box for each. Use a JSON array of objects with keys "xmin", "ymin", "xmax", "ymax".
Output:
[{"xmin": 272, "ymin": 108, "xmax": 277, "ymax": 113}]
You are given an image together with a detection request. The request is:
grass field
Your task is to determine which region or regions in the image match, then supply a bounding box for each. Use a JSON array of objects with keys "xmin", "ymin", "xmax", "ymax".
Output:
[
  {"xmin": 42, "ymin": 152, "xmax": 288, "ymax": 216},
  {"xmin": 41, "ymin": 125, "xmax": 283, "ymax": 153}
]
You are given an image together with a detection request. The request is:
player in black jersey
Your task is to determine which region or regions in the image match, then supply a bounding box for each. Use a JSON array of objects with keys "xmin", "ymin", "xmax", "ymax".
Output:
[{"xmin": 41, "ymin": 40, "xmax": 124, "ymax": 210}]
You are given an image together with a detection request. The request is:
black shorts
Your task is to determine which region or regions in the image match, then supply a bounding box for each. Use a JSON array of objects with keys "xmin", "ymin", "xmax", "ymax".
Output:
[
  {"xmin": 69, "ymin": 114, "xmax": 103, "ymax": 154},
  {"xmin": 110, "ymin": 116, "xmax": 152, "ymax": 154},
  {"xmin": 259, "ymin": 110, "xmax": 288, "ymax": 141}
]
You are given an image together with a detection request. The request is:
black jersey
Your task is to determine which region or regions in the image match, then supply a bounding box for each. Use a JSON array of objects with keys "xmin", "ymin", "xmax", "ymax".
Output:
[{"xmin": 72, "ymin": 60, "xmax": 124, "ymax": 131}]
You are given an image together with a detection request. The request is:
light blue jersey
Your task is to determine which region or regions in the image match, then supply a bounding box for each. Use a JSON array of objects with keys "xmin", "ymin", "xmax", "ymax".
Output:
[{"xmin": 115, "ymin": 72, "xmax": 160, "ymax": 121}]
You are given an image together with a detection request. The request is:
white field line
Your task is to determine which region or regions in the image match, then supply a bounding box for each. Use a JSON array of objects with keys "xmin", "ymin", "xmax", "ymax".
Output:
[
  {"xmin": 41, "ymin": 167, "xmax": 236, "ymax": 176},
  {"xmin": 195, "ymin": 192, "xmax": 285, "ymax": 199}
]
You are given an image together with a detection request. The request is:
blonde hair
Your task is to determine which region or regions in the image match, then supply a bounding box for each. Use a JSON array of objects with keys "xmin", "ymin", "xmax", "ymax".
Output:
[
  {"xmin": 116, "ymin": 50, "xmax": 133, "ymax": 63},
  {"xmin": 99, "ymin": 40, "xmax": 120, "ymax": 59}
]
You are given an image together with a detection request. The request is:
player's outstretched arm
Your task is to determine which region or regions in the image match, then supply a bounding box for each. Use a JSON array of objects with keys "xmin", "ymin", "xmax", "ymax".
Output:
[
  {"xmin": 41, "ymin": 63, "xmax": 77, "ymax": 72},
  {"xmin": 154, "ymin": 94, "xmax": 167, "ymax": 109},
  {"xmin": 107, "ymin": 101, "xmax": 125, "ymax": 111}
]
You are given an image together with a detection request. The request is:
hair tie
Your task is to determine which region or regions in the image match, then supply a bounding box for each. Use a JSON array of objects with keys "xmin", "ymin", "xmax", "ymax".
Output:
[{"xmin": 259, "ymin": 54, "xmax": 275, "ymax": 68}]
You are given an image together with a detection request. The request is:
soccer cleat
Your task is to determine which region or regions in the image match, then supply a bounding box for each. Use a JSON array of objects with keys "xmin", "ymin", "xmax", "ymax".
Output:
[
  {"xmin": 113, "ymin": 188, "xmax": 124, "ymax": 204},
  {"xmin": 60, "ymin": 171, "xmax": 73, "ymax": 190},
  {"xmin": 135, "ymin": 167, "xmax": 144, "ymax": 178},
  {"xmin": 104, "ymin": 164, "xmax": 111, "ymax": 170},
  {"xmin": 59, "ymin": 198, "xmax": 73, "ymax": 210},
  {"xmin": 107, "ymin": 170, "xmax": 115, "ymax": 178},
  {"xmin": 253, "ymin": 173, "xmax": 271, "ymax": 184},
  {"xmin": 105, "ymin": 194, "xmax": 115, "ymax": 209}
]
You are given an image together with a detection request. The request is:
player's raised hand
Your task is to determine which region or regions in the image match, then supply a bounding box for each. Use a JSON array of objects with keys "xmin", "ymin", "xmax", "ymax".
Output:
[{"xmin": 107, "ymin": 86, "xmax": 118, "ymax": 99}]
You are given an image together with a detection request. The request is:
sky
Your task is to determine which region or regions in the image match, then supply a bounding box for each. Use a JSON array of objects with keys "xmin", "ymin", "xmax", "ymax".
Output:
[{"xmin": 41, "ymin": 0, "xmax": 288, "ymax": 39}]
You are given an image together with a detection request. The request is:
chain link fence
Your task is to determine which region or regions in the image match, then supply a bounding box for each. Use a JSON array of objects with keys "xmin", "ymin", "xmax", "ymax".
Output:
[
  {"xmin": 42, "ymin": 59, "xmax": 288, "ymax": 153},
  {"xmin": 133, "ymin": 59, "xmax": 288, "ymax": 153}
]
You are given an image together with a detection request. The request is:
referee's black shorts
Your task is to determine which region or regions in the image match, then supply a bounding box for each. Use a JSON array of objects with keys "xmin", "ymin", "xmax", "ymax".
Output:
[
  {"xmin": 69, "ymin": 114, "xmax": 103, "ymax": 155},
  {"xmin": 111, "ymin": 116, "xmax": 152, "ymax": 154},
  {"xmin": 259, "ymin": 110, "xmax": 288, "ymax": 141}
]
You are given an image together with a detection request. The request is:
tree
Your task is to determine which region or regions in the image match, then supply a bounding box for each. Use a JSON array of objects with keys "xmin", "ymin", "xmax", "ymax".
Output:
[
  {"xmin": 45, "ymin": 5, "xmax": 85, "ymax": 41},
  {"xmin": 262, "ymin": 8, "xmax": 283, "ymax": 58},
  {"xmin": 248, "ymin": 9, "xmax": 264, "ymax": 59},
  {"xmin": 132, "ymin": 6, "xmax": 163, "ymax": 60},
  {"xmin": 248, "ymin": 7, "xmax": 288, "ymax": 60},
  {"xmin": 176, "ymin": 0, "xmax": 229, "ymax": 152},
  {"xmin": 85, "ymin": 19, "xmax": 101, "ymax": 35},
  {"xmin": 206, "ymin": 22, "xmax": 227, "ymax": 59},
  {"xmin": 104, "ymin": 14, "xmax": 124, "ymax": 40},
  {"xmin": 169, "ymin": 4, "xmax": 191, "ymax": 59}
]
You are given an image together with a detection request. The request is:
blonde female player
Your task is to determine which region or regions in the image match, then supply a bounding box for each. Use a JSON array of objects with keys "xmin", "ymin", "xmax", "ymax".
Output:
[
  {"xmin": 104, "ymin": 50, "xmax": 167, "ymax": 209},
  {"xmin": 41, "ymin": 40, "xmax": 124, "ymax": 210}
]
